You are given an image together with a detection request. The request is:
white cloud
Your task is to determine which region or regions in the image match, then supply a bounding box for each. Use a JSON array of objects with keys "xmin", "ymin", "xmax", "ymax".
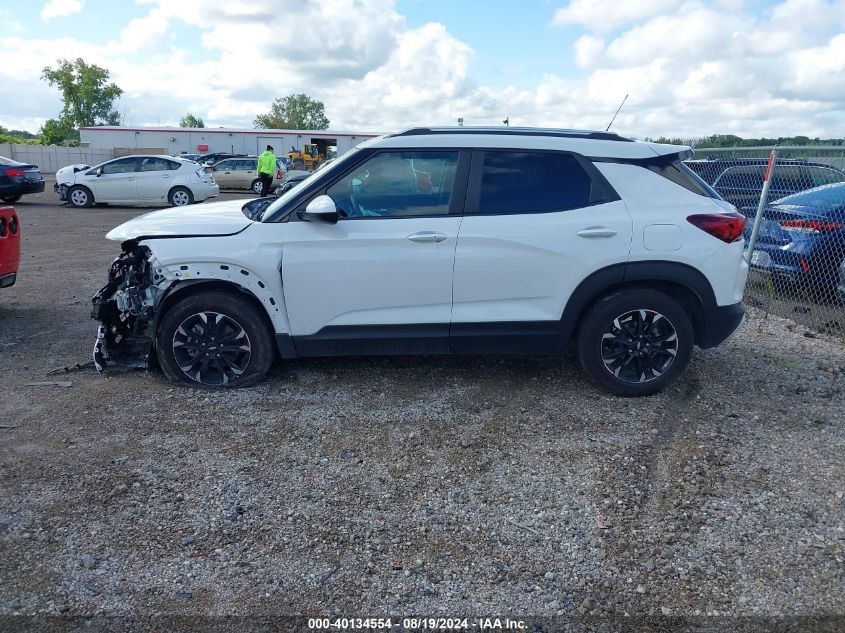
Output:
[
  {"xmin": 2, "ymin": 0, "xmax": 845, "ymax": 140},
  {"xmin": 552, "ymin": 0, "xmax": 682, "ymax": 33},
  {"xmin": 573, "ymin": 35, "xmax": 604, "ymax": 68},
  {"xmin": 41, "ymin": 0, "xmax": 84, "ymax": 21},
  {"xmin": 118, "ymin": 8, "xmax": 170, "ymax": 53}
]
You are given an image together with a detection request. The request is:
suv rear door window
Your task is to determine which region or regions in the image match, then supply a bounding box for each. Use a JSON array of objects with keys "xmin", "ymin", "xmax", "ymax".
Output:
[{"xmin": 476, "ymin": 151, "xmax": 593, "ymax": 214}]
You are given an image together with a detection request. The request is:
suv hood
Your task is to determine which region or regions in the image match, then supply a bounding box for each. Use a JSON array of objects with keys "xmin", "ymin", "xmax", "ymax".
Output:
[{"xmin": 106, "ymin": 199, "xmax": 255, "ymax": 241}]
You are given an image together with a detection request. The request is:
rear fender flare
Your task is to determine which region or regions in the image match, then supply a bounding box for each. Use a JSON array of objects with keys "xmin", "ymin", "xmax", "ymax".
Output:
[{"xmin": 560, "ymin": 261, "xmax": 718, "ymax": 346}]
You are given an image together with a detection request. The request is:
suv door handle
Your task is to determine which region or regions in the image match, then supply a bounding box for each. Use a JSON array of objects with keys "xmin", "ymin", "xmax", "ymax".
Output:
[
  {"xmin": 577, "ymin": 227, "xmax": 617, "ymax": 238},
  {"xmin": 407, "ymin": 232, "xmax": 448, "ymax": 243}
]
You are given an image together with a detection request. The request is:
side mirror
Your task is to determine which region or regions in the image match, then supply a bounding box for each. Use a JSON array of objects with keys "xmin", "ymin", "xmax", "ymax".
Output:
[
  {"xmin": 95, "ymin": 168, "xmax": 103, "ymax": 177},
  {"xmin": 299, "ymin": 195, "xmax": 339, "ymax": 224}
]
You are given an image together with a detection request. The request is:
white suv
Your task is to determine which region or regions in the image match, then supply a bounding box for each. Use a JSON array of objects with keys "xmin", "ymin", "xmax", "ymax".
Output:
[{"xmin": 92, "ymin": 127, "xmax": 748, "ymax": 396}]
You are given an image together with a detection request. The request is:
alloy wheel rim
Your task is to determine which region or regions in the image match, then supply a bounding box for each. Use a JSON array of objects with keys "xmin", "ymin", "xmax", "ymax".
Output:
[
  {"xmin": 173, "ymin": 191, "xmax": 190, "ymax": 205},
  {"xmin": 600, "ymin": 309, "xmax": 679, "ymax": 383},
  {"xmin": 253, "ymin": 181, "xmax": 262, "ymax": 193},
  {"xmin": 71, "ymin": 190, "xmax": 87, "ymax": 205},
  {"xmin": 172, "ymin": 311, "xmax": 251, "ymax": 385}
]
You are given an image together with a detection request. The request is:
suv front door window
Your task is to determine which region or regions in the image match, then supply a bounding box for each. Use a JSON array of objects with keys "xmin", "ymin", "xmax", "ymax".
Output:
[
  {"xmin": 280, "ymin": 150, "xmax": 467, "ymax": 346},
  {"xmin": 326, "ymin": 152, "xmax": 458, "ymax": 218}
]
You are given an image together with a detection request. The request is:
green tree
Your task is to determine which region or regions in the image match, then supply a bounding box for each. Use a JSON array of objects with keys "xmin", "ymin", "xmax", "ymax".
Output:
[
  {"xmin": 179, "ymin": 113, "xmax": 205, "ymax": 128},
  {"xmin": 36, "ymin": 118, "xmax": 74, "ymax": 145},
  {"xmin": 253, "ymin": 94, "xmax": 329, "ymax": 130},
  {"xmin": 41, "ymin": 58, "xmax": 123, "ymax": 129}
]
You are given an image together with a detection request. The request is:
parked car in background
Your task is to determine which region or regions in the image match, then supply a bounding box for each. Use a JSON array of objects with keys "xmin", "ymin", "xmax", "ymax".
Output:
[
  {"xmin": 0, "ymin": 206, "xmax": 20, "ymax": 289},
  {"xmin": 714, "ymin": 161, "xmax": 845, "ymax": 209},
  {"xmin": 273, "ymin": 169, "xmax": 311, "ymax": 196},
  {"xmin": 212, "ymin": 157, "xmax": 285, "ymax": 193},
  {"xmin": 198, "ymin": 152, "xmax": 248, "ymax": 166},
  {"xmin": 91, "ymin": 126, "xmax": 748, "ymax": 396},
  {"xmin": 55, "ymin": 155, "xmax": 219, "ymax": 208},
  {"xmin": 743, "ymin": 182, "xmax": 845, "ymax": 299},
  {"xmin": 685, "ymin": 158, "xmax": 845, "ymax": 186},
  {"xmin": 0, "ymin": 157, "xmax": 45, "ymax": 203},
  {"xmin": 177, "ymin": 153, "xmax": 202, "ymax": 162}
]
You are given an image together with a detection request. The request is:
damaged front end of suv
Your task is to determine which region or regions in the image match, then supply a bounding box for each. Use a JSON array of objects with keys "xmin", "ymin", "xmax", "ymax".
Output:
[{"xmin": 91, "ymin": 241, "xmax": 165, "ymax": 372}]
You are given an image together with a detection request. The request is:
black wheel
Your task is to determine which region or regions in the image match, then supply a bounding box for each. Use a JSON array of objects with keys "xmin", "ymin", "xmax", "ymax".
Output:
[
  {"xmin": 577, "ymin": 288, "xmax": 693, "ymax": 397},
  {"xmin": 156, "ymin": 290, "xmax": 275, "ymax": 388},
  {"xmin": 168, "ymin": 186, "xmax": 194, "ymax": 207},
  {"xmin": 0, "ymin": 194, "xmax": 21, "ymax": 204},
  {"xmin": 67, "ymin": 186, "xmax": 93, "ymax": 208},
  {"xmin": 251, "ymin": 179, "xmax": 263, "ymax": 194}
]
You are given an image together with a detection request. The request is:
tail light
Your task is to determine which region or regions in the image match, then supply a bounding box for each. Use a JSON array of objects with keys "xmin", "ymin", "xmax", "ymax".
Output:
[
  {"xmin": 276, "ymin": 169, "xmax": 282, "ymax": 180},
  {"xmin": 0, "ymin": 214, "xmax": 17, "ymax": 237},
  {"xmin": 779, "ymin": 220, "xmax": 844, "ymax": 234},
  {"xmin": 687, "ymin": 213, "xmax": 746, "ymax": 243},
  {"xmin": 6, "ymin": 168, "xmax": 25, "ymax": 177}
]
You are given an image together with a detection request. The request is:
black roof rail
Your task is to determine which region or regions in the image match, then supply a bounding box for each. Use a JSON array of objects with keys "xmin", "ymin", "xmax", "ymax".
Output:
[{"xmin": 392, "ymin": 127, "xmax": 633, "ymax": 142}]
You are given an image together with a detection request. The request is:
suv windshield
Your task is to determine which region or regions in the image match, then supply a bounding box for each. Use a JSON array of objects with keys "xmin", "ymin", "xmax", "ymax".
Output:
[{"xmin": 259, "ymin": 147, "xmax": 361, "ymax": 221}]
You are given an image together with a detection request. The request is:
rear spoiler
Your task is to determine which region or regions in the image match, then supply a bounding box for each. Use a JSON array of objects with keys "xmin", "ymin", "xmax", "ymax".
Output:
[{"xmin": 644, "ymin": 142, "xmax": 693, "ymax": 160}]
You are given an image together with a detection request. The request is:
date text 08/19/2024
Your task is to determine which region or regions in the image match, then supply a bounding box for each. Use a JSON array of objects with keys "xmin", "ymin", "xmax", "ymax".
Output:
[{"xmin": 307, "ymin": 618, "xmax": 527, "ymax": 630}]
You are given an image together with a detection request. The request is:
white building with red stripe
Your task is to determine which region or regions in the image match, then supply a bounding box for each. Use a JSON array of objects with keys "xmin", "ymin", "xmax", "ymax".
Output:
[{"xmin": 79, "ymin": 126, "xmax": 380, "ymax": 158}]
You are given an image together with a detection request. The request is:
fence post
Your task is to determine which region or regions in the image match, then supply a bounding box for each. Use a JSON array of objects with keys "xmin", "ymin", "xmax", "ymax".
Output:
[{"xmin": 745, "ymin": 146, "xmax": 778, "ymax": 264}]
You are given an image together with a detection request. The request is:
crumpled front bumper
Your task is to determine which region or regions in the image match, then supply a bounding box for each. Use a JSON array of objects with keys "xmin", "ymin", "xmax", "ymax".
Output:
[
  {"xmin": 54, "ymin": 182, "xmax": 68, "ymax": 201},
  {"xmin": 90, "ymin": 245, "xmax": 157, "ymax": 372}
]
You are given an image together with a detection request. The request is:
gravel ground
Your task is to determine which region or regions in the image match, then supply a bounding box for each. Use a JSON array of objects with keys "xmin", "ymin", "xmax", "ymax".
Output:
[{"xmin": 1, "ymin": 186, "xmax": 843, "ymax": 631}]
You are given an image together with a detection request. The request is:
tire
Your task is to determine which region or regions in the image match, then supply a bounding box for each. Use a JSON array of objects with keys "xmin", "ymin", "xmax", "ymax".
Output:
[
  {"xmin": 1, "ymin": 194, "xmax": 22, "ymax": 204},
  {"xmin": 67, "ymin": 186, "xmax": 93, "ymax": 208},
  {"xmin": 168, "ymin": 186, "xmax": 194, "ymax": 207},
  {"xmin": 156, "ymin": 289, "xmax": 275, "ymax": 388},
  {"xmin": 251, "ymin": 179, "xmax": 263, "ymax": 194},
  {"xmin": 576, "ymin": 288, "xmax": 693, "ymax": 397}
]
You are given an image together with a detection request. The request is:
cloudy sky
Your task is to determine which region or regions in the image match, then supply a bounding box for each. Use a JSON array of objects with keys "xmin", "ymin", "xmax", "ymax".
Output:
[{"xmin": 1, "ymin": 0, "xmax": 844, "ymax": 139}]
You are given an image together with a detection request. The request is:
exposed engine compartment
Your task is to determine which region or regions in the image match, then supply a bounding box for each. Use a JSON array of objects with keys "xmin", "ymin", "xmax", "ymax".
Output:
[{"xmin": 91, "ymin": 241, "xmax": 162, "ymax": 371}]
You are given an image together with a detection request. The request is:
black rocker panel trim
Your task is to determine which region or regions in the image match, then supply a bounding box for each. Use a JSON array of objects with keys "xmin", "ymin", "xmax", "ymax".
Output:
[
  {"xmin": 449, "ymin": 320, "xmax": 565, "ymax": 355},
  {"xmin": 292, "ymin": 324, "xmax": 450, "ymax": 357}
]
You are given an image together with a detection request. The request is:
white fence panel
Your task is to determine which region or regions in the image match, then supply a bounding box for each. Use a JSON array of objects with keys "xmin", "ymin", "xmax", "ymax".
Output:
[{"xmin": 0, "ymin": 144, "xmax": 115, "ymax": 174}]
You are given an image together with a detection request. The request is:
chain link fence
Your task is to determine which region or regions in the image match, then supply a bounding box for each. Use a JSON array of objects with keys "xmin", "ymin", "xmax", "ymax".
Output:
[{"xmin": 686, "ymin": 146, "xmax": 845, "ymax": 339}]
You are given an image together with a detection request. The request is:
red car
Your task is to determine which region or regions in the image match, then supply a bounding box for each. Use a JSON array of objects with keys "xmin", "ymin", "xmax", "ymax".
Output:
[{"xmin": 0, "ymin": 206, "xmax": 20, "ymax": 288}]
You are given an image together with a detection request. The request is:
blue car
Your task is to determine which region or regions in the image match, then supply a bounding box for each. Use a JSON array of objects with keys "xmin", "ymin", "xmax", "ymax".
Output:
[{"xmin": 745, "ymin": 182, "xmax": 845, "ymax": 299}]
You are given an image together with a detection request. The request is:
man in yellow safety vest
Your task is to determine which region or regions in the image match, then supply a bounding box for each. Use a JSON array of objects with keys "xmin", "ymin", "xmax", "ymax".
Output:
[{"xmin": 257, "ymin": 145, "xmax": 276, "ymax": 196}]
